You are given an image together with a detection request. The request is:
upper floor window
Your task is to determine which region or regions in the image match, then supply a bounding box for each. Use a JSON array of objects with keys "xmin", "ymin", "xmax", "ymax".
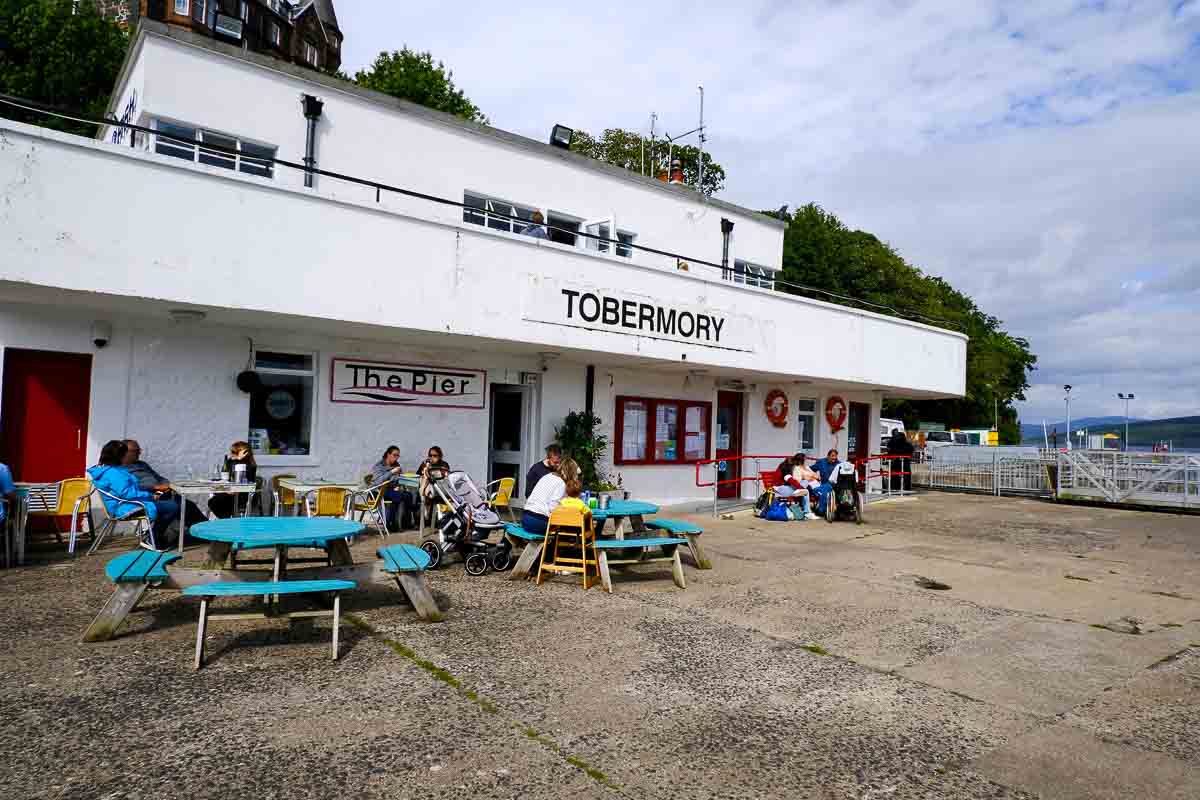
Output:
[
  {"xmin": 191, "ymin": 0, "xmax": 205, "ymax": 24},
  {"xmin": 463, "ymin": 192, "xmax": 636, "ymax": 258},
  {"xmin": 239, "ymin": 1, "xmax": 249, "ymax": 21},
  {"xmin": 732, "ymin": 259, "xmax": 776, "ymax": 290},
  {"xmin": 268, "ymin": 21, "xmax": 282, "ymax": 46},
  {"xmin": 154, "ymin": 119, "xmax": 276, "ymax": 179},
  {"xmin": 174, "ymin": 0, "xmax": 189, "ymax": 14},
  {"xmin": 304, "ymin": 42, "xmax": 319, "ymax": 67}
]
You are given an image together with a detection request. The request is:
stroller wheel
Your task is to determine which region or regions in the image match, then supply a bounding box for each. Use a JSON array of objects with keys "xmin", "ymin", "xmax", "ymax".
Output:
[
  {"xmin": 464, "ymin": 552, "xmax": 490, "ymax": 576},
  {"xmin": 491, "ymin": 547, "xmax": 513, "ymax": 572},
  {"xmin": 420, "ymin": 539, "xmax": 443, "ymax": 569},
  {"xmin": 854, "ymin": 493, "xmax": 864, "ymax": 525},
  {"xmin": 825, "ymin": 496, "xmax": 835, "ymax": 523}
]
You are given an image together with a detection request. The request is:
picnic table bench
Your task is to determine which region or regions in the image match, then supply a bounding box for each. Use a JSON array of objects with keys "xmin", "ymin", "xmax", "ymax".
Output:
[
  {"xmin": 643, "ymin": 519, "xmax": 710, "ymax": 570},
  {"xmin": 183, "ymin": 579, "xmax": 355, "ymax": 669},
  {"xmin": 377, "ymin": 543, "xmax": 441, "ymax": 621},
  {"xmin": 503, "ymin": 523, "xmax": 546, "ymax": 581},
  {"xmin": 83, "ymin": 550, "xmax": 182, "ymax": 642},
  {"xmin": 593, "ymin": 535, "xmax": 687, "ymax": 593}
]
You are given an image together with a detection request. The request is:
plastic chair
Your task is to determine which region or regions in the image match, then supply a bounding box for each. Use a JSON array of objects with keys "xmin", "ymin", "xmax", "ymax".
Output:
[
  {"xmin": 26, "ymin": 478, "xmax": 94, "ymax": 554},
  {"xmin": 88, "ymin": 486, "xmax": 154, "ymax": 554},
  {"xmin": 271, "ymin": 474, "xmax": 297, "ymax": 516},
  {"xmin": 350, "ymin": 477, "xmax": 393, "ymax": 538},
  {"xmin": 536, "ymin": 506, "xmax": 599, "ymax": 590},
  {"xmin": 485, "ymin": 477, "xmax": 517, "ymax": 522},
  {"xmin": 305, "ymin": 487, "xmax": 350, "ymax": 518}
]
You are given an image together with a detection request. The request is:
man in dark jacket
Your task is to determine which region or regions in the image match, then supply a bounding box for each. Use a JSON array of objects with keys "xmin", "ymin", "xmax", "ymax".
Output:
[
  {"xmin": 525, "ymin": 444, "xmax": 562, "ymax": 498},
  {"xmin": 122, "ymin": 439, "xmax": 206, "ymax": 526}
]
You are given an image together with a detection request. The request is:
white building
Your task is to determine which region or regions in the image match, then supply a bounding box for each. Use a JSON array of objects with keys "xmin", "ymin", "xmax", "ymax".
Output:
[{"xmin": 0, "ymin": 21, "xmax": 966, "ymax": 506}]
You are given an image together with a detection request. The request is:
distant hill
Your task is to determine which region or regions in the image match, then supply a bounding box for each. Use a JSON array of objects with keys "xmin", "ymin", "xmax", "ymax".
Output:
[
  {"xmin": 1022, "ymin": 416, "xmax": 1200, "ymax": 448},
  {"xmin": 1020, "ymin": 416, "xmax": 1141, "ymax": 440}
]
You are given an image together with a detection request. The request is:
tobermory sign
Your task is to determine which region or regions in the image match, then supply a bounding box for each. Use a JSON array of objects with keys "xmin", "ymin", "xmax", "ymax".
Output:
[
  {"xmin": 330, "ymin": 358, "xmax": 485, "ymax": 409},
  {"xmin": 523, "ymin": 278, "xmax": 755, "ymax": 352}
]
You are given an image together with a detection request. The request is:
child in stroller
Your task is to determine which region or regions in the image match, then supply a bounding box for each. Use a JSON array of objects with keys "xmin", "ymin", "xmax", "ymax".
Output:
[{"xmin": 420, "ymin": 471, "xmax": 513, "ymax": 575}]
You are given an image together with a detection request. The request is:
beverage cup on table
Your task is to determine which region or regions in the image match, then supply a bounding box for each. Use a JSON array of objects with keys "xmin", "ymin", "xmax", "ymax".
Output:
[
  {"xmin": 220, "ymin": 471, "xmax": 230, "ymax": 482},
  {"xmin": 233, "ymin": 464, "xmax": 247, "ymax": 483}
]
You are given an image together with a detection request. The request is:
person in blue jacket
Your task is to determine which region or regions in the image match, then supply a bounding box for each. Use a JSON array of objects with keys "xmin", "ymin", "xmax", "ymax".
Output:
[
  {"xmin": 88, "ymin": 440, "xmax": 180, "ymax": 549},
  {"xmin": 0, "ymin": 461, "xmax": 15, "ymax": 525},
  {"xmin": 809, "ymin": 448, "xmax": 841, "ymax": 515}
]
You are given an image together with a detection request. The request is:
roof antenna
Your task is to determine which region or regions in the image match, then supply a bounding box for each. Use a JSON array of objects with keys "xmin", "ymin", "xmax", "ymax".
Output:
[{"xmin": 697, "ymin": 85, "xmax": 705, "ymax": 193}]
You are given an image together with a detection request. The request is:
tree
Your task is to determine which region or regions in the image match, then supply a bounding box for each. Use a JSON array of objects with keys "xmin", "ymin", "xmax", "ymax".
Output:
[
  {"xmin": 353, "ymin": 48, "xmax": 486, "ymax": 124},
  {"xmin": 570, "ymin": 128, "xmax": 726, "ymax": 197},
  {"xmin": 0, "ymin": 0, "xmax": 129, "ymax": 137},
  {"xmin": 768, "ymin": 203, "xmax": 1037, "ymax": 443}
]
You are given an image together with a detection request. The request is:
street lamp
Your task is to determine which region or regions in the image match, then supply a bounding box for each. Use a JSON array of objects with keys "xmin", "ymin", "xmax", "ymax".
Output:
[
  {"xmin": 1064, "ymin": 385, "xmax": 1073, "ymax": 451},
  {"xmin": 1117, "ymin": 392, "xmax": 1135, "ymax": 452}
]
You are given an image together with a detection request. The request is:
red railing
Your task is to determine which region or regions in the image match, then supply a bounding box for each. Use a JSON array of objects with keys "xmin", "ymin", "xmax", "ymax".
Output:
[
  {"xmin": 695, "ymin": 453, "xmax": 914, "ymax": 492},
  {"xmin": 694, "ymin": 454, "xmax": 793, "ymax": 490}
]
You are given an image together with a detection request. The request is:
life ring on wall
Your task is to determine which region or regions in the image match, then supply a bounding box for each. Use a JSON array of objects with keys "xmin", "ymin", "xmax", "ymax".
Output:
[
  {"xmin": 825, "ymin": 395, "xmax": 847, "ymax": 432},
  {"xmin": 764, "ymin": 389, "xmax": 789, "ymax": 428}
]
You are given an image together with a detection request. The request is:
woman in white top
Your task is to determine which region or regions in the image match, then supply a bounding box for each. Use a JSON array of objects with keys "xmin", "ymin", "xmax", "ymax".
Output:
[{"xmin": 521, "ymin": 457, "xmax": 579, "ymax": 535}]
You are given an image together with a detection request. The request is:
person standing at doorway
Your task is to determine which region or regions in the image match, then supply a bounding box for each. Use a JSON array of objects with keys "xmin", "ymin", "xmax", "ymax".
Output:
[{"xmin": 525, "ymin": 444, "xmax": 562, "ymax": 498}]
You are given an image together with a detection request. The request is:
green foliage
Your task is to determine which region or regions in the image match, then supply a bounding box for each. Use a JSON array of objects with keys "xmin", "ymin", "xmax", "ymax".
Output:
[
  {"xmin": 553, "ymin": 411, "xmax": 620, "ymax": 491},
  {"xmin": 768, "ymin": 203, "xmax": 1037, "ymax": 443},
  {"xmin": 0, "ymin": 0, "xmax": 129, "ymax": 136},
  {"xmin": 570, "ymin": 128, "xmax": 726, "ymax": 197},
  {"xmin": 353, "ymin": 48, "xmax": 486, "ymax": 124}
]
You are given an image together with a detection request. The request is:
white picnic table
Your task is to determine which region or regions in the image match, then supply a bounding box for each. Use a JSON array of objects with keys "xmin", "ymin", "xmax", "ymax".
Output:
[
  {"xmin": 5, "ymin": 482, "xmax": 56, "ymax": 567},
  {"xmin": 171, "ymin": 479, "xmax": 260, "ymax": 555}
]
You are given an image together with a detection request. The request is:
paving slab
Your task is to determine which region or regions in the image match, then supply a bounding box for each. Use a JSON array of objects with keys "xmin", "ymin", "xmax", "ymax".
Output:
[{"xmin": 973, "ymin": 721, "xmax": 1200, "ymax": 800}]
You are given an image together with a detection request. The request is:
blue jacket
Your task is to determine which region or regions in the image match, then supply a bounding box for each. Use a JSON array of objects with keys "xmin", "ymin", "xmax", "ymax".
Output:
[
  {"xmin": 87, "ymin": 465, "xmax": 158, "ymax": 520},
  {"xmin": 0, "ymin": 463, "xmax": 15, "ymax": 523},
  {"xmin": 812, "ymin": 458, "xmax": 840, "ymax": 484}
]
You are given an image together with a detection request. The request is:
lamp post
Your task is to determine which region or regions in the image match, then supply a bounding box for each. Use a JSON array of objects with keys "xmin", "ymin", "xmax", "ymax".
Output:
[
  {"xmin": 1117, "ymin": 392, "xmax": 1135, "ymax": 452},
  {"xmin": 1064, "ymin": 385, "xmax": 1073, "ymax": 451}
]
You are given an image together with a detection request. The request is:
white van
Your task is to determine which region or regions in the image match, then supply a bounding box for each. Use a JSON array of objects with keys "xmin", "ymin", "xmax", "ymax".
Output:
[{"xmin": 880, "ymin": 418, "xmax": 906, "ymax": 450}]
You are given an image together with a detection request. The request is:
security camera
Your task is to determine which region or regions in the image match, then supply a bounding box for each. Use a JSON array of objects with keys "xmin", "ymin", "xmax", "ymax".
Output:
[
  {"xmin": 1063, "ymin": 384, "xmax": 1072, "ymax": 392},
  {"xmin": 91, "ymin": 321, "xmax": 112, "ymax": 349}
]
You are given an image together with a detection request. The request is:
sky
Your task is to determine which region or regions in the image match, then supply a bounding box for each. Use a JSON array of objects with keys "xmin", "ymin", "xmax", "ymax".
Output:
[{"xmin": 334, "ymin": 0, "xmax": 1200, "ymax": 424}]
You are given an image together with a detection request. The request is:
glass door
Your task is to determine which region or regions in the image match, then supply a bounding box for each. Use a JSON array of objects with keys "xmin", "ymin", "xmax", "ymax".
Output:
[
  {"xmin": 715, "ymin": 391, "xmax": 743, "ymax": 499},
  {"xmin": 489, "ymin": 385, "xmax": 530, "ymax": 496}
]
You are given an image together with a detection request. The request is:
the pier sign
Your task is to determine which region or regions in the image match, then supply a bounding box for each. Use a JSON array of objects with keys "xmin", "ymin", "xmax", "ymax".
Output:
[{"xmin": 330, "ymin": 358, "xmax": 486, "ymax": 409}]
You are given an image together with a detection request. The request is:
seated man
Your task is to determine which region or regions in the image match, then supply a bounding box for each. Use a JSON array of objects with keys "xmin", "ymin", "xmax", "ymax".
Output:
[
  {"xmin": 520, "ymin": 210, "xmax": 549, "ymax": 239},
  {"xmin": 0, "ymin": 460, "xmax": 15, "ymax": 527},
  {"xmin": 89, "ymin": 440, "xmax": 179, "ymax": 548},
  {"xmin": 808, "ymin": 448, "xmax": 842, "ymax": 516},
  {"xmin": 526, "ymin": 444, "xmax": 562, "ymax": 498},
  {"xmin": 122, "ymin": 439, "xmax": 207, "ymax": 527}
]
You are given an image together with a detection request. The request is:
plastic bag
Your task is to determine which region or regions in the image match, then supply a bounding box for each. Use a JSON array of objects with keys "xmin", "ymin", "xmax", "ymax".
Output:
[{"xmin": 762, "ymin": 501, "xmax": 791, "ymax": 522}]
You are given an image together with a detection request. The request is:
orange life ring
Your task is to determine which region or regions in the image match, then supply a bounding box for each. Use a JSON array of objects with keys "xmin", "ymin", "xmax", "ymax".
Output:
[
  {"xmin": 764, "ymin": 389, "xmax": 788, "ymax": 427},
  {"xmin": 825, "ymin": 396, "xmax": 847, "ymax": 432}
]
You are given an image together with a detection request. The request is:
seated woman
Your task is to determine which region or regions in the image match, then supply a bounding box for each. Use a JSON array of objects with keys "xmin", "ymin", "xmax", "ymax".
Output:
[
  {"xmin": 417, "ymin": 446, "xmax": 452, "ymax": 527},
  {"xmin": 772, "ymin": 453, "xmax": 816, "ymax": 520},
  {"xmin": 365, "ymin": 445, "xmax": 415, "ymax": 531},
  {"xmin": 208, "ymin": 441, "xmax": 257, "ymax": 519},
  {"xmin": 521, "ymin": 457, "xmax": 579, "ymax": 536},
  {"xmin": 88, "ymin": 439, "xmax": 179, "ymax": 548}
]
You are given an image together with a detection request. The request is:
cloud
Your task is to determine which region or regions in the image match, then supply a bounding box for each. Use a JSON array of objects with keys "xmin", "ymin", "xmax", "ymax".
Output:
[{"xmin": 335, "ymin": 0, "xmax": 1200, "ymax": 421}]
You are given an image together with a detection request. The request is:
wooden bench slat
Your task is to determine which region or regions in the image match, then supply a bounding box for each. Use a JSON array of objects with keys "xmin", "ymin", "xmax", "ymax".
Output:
[
  {"xmin": 643, "ymin": 519, "xmax": 703, "ymax": 534},
  {"xmin": 105, "ymin": 550, "xmax": 181, "ymax": 583},
  {"xmin": 593, "ymin": 537, "xmax": 686, "ymax": 549},
  {"xmin": 503, "ymin": 524, "xmax": 544, "ymax": 542},
  {"xmin": 182, "ymin": 579, "xmax": 355, "ymax": 597},
  {"xmin": 376, "ymin": 543, "xmax": 430, "ymax": 573}
]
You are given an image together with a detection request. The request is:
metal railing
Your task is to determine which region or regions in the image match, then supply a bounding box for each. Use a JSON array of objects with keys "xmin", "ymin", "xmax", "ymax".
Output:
[{"xmin": 912, "ymin": 446, "xmax": 1056, "ymax": 497}]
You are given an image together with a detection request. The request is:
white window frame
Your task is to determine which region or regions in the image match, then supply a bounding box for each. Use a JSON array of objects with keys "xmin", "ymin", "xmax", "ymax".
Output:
[
  {"xmin": 796, "ymin": 397, "xmax": 817, "ymax": 453},
  {"xmin": 732, "ymin": 259, "xmax": 777, "ymax": 290},
  {"xmin": 152, "ymin": 118, "xmax": 276, "ymax": 179},
  {"xmin": 304, "ymin": 41, "xmax": 319, "ymax": 66},
  {"xmin": 269, "ymin": 21, "xmax": 282, "ymax": 46},
  {"xmin": 463, "ymin": 192, "xmax": 538, "ymax": 235},
  {"xmin": 174, "ymin": 0, "xmax": 189, "ymax": 14},
  {"xmin": 251, "ymin": 347, "xmax": 320, "ymax": 467},
  {"xmin": 239, "ymin": 1, "xmax": 249, "ymax": 21}
]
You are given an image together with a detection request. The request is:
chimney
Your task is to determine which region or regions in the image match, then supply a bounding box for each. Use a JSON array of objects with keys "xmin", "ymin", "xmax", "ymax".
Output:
[{"xmin": 669, "ymin": 159, "xmax": 685, "ymax": 185}]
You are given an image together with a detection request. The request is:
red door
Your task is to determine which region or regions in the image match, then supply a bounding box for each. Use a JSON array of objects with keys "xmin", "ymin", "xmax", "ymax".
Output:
[
  {"xmin": 0, "ymin": 349, "xmax": 93, "ymax": 482},
  {"xmin": 715, "ymin": 391, "xmax": 743, "ymax": 499}
]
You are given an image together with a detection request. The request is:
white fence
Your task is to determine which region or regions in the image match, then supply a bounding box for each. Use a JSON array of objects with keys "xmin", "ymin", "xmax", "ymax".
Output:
[{"xmin": 913, "ymin": 447, "xmax": 1200, "ymax": 509}]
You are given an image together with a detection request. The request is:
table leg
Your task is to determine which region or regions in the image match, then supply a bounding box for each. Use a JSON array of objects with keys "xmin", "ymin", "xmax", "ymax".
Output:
[
  {"xmin": 670, "ymin": 546, "xmax": 687, "ymax": 588},
  {"xmin": 204, "ymin": 540, "xmax": 232, "ymax": 569},
  {"xmin": 596, "ymin": 550, "xmax": 613, "ymax": 593},
  {"xmin": 194, "ymin": 598, "xmax": 209, "ymax": 670},
  {"xmin": 509, "ymin": 540, "xmax": 543, "ymax": 581},
  {"xmin": 395, "ymin": 572, "xmax": 443, "ymax": 622},
  {"xmin": 82, "ymin": 582, "xmax": 149, "ymax": 642},
  {"xmin": 326, "ymin": 538, "xmax": 353, "ymax": 568},
  {"xmin": 177, "ymin": 492, "xmax": 189, "ymax": 557},
  {"xmin": 16, "ymin": 498, "xmax": 29, "ymax": 566},
  {"xmin": 684, "ymin": 533, "xmax": 712, "ymax": 570}
]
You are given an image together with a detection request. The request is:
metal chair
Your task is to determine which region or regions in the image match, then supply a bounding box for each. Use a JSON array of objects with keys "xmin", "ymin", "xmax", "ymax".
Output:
[
  {"xmin": 271, "ymin": 474, "xmax": 297, "ymax": 516},
  {"xmin": 26, "ymin": 477, "xmax": 93, "ymax": 553},
  {"xmin": 305, "ymin": 487, "xmax": 351, "ymax": 518},
  {"xmin": 88, "ymin": 486, "xmax": 155, "ymax": 554},
  {"xmin": 536, "ymin": 506, "xmax": 599, "ymax": 590},
  {"xmin": 485, "ymin": 477, "xmax": 517, "ymax": 522},
  {"xmin": 350, "ymin": 477, "xmax": 393, "ymax": 538}
]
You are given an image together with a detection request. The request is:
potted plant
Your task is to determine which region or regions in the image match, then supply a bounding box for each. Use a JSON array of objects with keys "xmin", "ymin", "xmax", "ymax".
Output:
[{"xmin": 554, "ymin": 411, "xmax": 622, "ymax": 501}]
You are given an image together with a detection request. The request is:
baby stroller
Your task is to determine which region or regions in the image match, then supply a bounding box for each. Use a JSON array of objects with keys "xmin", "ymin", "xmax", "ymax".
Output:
[
  {"xmin": 825, "ymin": 461, "xmax": 864, "ymax": 524},
  {"xmin": 420, "ymin": 471, "xmax": 512, "ymax": 575}
]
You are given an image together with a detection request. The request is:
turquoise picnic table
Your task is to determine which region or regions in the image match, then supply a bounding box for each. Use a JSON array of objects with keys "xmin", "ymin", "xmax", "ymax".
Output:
[
  {"xmin": 82, "ymin": 517, "xmax": 443, "ymax": 641},
  {"xmin": 591, "ymin": 500, "xmax": 659, "ymax": 538}
]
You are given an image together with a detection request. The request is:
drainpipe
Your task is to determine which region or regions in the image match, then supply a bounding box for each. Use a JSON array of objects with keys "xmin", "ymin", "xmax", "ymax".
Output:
[
  {"xmin": 301, "ymin": 94, "xmax": 324, "ymax": 188},
  {"xmin": 585, "ymin": 365, "xmax": 595, "ymax": 418},
  {"xmin": 720, "ymin": 218, "xmax": 734, "ymax": 281}
]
